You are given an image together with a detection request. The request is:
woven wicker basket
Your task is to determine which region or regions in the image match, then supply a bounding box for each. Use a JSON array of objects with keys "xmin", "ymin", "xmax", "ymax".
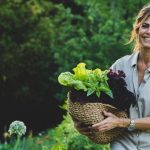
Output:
[{"xmin": 67, "ymin": 92, "xmax": 128, "ymax": 144}]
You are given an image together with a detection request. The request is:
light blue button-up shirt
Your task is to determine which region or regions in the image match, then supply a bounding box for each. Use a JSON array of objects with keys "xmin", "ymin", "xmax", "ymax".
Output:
[{"xmin": 110, "ymin": 52, "xmax": 150, "ymax": 150}]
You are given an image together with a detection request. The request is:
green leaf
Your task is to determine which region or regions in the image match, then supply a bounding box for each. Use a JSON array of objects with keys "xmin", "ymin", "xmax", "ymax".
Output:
[
  {"xmin": 105, "ymin": 90, "xmax": 114, "ymax": 99},
  {"xmin": 87, "ymin": 89, "xmax": 95, "ymax": 96},
  {"xmin": 96, "ymin": 91, "xmax": 101, "ymax": 97},
  {"xmin": 58, "ymin": 72, "xmax": 74, "ymax": 86},
  {"xmin": 72, "ymin": 80, "xmax": 87, "ymax": 91},
  {"xmin": 99, "ymin": 86, "xmax": 109, "ymax": 92}
]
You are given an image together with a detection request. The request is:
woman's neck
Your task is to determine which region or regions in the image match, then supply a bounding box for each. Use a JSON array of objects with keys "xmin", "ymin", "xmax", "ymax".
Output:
[{"xmin": 139, "ymin": 48, "xmax": 150, "ymax": 67}]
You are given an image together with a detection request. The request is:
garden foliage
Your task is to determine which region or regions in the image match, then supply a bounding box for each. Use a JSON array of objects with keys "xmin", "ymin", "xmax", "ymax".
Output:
[{"xmin": 0, "ymin": 0, "xmax": 150, "ymax": 148}]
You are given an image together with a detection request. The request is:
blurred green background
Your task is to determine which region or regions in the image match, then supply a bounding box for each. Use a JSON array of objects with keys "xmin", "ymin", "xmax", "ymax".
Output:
[{"xmin": 0, "ymin": 0, "xmax": 149, "ymax": 149}]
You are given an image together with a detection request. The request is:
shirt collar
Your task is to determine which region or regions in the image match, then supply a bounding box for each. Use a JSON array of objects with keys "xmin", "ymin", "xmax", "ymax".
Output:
[
  {"xmin": 130, "ymin": 52, "xmax": 139, "ymax": 68},
  {"xmin": 147, "ymin": 66, "xmax": 150, "ymax": 72},
  {"xmin": 131, "ymin": 52, "xmax": 150, "ymax": 72}
]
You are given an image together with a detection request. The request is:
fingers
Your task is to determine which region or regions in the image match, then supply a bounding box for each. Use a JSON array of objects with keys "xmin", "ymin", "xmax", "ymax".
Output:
[
  {"xmin": 92, "ymin": 122, "xmax": 113, "ymax": 132},
  {"xmin": 103, "ymin": 111, "xmax": 116, "ymax": 117},
  {"xmin": 92, "ymin": 117, "xmax": 109, "ymax": 128},
  {"xmin": 95, "ymin": 126, "xmax": 111, "ymax": 132},
  {"xmin": 92, "ymin": 121, "xmax": 106, "ymax": 131},
  {"xmin": 73, "ymin": 111, "xmax": 118, "ymax": 135},
  {"xmin": 92, "ymin": 112, "xmax": 118, "ymax": 132},
  {"xmin": 92, "ymin": 122, "xmax": 102, "ymax": 128}
]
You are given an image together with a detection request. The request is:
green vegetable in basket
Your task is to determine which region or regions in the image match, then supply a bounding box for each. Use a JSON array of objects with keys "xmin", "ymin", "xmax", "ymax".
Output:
[{"xmin": 58, "ymin": 63, "xmax": 113, "ymax": 98}]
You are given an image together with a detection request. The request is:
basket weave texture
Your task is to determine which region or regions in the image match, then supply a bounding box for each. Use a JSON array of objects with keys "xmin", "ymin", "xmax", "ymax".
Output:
[{"xmin": 68, "ymin": 93, "xmax": 128, "ymax": 144}]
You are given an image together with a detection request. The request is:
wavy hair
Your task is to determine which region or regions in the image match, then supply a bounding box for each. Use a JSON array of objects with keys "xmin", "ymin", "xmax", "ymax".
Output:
[{"xmin": 128, "ymin": 4, "xmax": 150, "ymax": 51}]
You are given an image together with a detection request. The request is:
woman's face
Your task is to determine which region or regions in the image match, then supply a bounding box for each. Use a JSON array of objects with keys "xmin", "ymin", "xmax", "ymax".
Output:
[{"xmin": 139, "ymin": 16, "xmax": 150, "ymax": 49}]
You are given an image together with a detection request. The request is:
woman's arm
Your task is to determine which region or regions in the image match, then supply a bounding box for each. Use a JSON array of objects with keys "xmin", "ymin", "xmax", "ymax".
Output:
[
  {"xmin": 131, "ymin": 117, "xmax": 150, "ymax": 130},
  {"xmin": 92, "ymin": 111, "xmax": 150, "ymax": 132}
]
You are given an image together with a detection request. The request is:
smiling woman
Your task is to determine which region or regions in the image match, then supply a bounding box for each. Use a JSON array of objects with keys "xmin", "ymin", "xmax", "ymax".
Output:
[
  {"xmin": 139, "ymin": 17, "xmax": 150, "ymax": 49},
  {"xmin": 74, "ymin": 3, "xmax": 150, "ymax": 150},
  {"xmin": 129, "ymin": 4, "xmax": 150, "ymax": 51},
  {"xmin": 106, "ymin": 4, "xmax": 150, "ymax": 150}
]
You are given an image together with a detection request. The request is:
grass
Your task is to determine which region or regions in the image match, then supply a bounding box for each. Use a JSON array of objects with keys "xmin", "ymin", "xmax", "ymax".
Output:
[{"xmin": 0, "ymin": 114, "xmax": 110, "ymax": 150}]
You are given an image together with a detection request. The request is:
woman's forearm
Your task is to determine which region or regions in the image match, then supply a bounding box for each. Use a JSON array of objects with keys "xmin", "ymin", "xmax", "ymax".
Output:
[
  {"xmin": 134, "ymin": 117, "xmax": 150, "ymax": 130},
  {"xmin": 118, "ymin": 117, "xmax": 150, "ymax": 130},
  {"xmin": 117, "ymin": 118, "xmax": 130, "ymax": 128}
]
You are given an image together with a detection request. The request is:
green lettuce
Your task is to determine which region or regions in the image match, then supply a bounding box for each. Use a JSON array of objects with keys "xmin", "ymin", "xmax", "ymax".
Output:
[{"xmin": 58, "ymin": 63, "xmax": 113, "ymax": 98}]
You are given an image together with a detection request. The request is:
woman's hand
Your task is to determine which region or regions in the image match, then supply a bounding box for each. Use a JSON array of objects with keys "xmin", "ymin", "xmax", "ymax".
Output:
[{"xmin": 92, "ymin": 111, "xmax": 122, "ymax": 132}]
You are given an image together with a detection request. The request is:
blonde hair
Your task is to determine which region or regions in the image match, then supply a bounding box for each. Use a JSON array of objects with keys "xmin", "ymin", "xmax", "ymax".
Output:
[{"xmin": 128, "ymin": 4, "xmax": 150, "ymax": 51}]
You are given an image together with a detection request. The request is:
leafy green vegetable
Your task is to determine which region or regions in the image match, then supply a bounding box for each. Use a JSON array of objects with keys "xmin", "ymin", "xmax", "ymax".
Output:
[
  {"xmin": 58, "ymin": 72, "xmax": 74, "ymax": 86},
  {"xmin": 58, "ymin": 63, "xmax": 113, "ymax": 98}
]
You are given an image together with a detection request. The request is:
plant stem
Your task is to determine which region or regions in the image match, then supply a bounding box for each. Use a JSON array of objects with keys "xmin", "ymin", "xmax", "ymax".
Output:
[{"xmin": 14, "ymin": 135, "xmax": 20, "ymax": 150}]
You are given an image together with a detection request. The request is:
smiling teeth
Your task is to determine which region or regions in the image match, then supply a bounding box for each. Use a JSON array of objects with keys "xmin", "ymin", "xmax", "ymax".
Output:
[{"xmin": 144, "ymin": 38, "xmax": 150, "ymax": 40}]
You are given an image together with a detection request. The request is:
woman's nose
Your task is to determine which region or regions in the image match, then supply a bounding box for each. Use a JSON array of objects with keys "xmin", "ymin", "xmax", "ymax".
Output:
[{"xmin": 146, "ymin": 27, "xmax": 150, "ymax": 34}]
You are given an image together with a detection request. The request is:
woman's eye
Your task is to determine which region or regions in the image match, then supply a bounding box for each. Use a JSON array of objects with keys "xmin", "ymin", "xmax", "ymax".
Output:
[{"xmin": 142, "ymin": 24, "xmax": 149, "ymax": 28}]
